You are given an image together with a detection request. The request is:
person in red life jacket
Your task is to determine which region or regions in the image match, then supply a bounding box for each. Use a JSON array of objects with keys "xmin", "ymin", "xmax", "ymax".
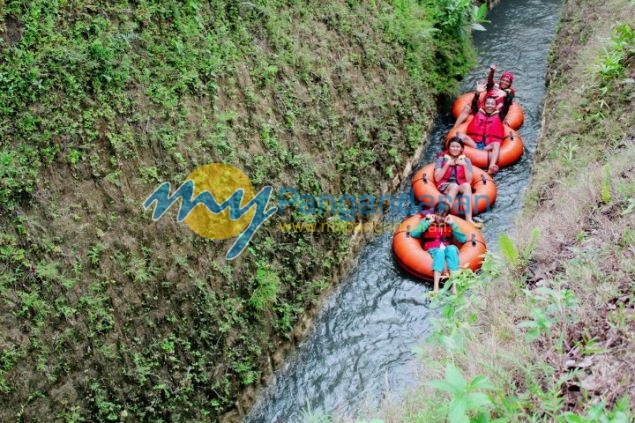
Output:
[
  {"xmin": 410, "ymin": 201, "xmax": 467, "ymax": 294},
  {"xmin": 434, "ymin": 137, "xmax": 475, "ymax": 224},
  {"xmin": 485, "ymin": 64, "xmax": 515, "ymax": 111},
  {"xmin": 455, "ymin": 65, "xmax": 515, "ymax": 125},
  {"xmin": 454, "ymin": 82, "xmax": 511, "ymax": 175}
]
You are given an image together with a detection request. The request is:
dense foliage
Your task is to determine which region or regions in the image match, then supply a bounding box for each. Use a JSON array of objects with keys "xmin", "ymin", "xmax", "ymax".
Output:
[{"xmin": 0, "ymin": 0, "xmax": 478, "ymax": 420}]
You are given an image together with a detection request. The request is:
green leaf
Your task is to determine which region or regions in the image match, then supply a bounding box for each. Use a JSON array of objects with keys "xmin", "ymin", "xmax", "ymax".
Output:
[
  {"xmin": 586, "ymin": 403, "xmax": 605, "ymax": 421},
  {"xmin": 613, "ymin": 413, "xmax": 630, "ymax": 423},
  {"xmin": 446, "ymin": 364, "xmax": 468, "ymax": 391},
  {"xmin": 469, "ymin": 375, "xmax": 495, "ymax": 391},
  {"xmin": 559, "ymin": 413, "xmax": 586, "ymax": 423},
  {"xmin": 475, "ymin": 3, "xmax": 488, "ymax": 21},
  {"xmin": 522, "ymin": 228, "xmax": 541, "ymax": 262},
  {"xmin": 472, "ymin": 411, "xmax": 492, "ymax": 423},
  {"xmin": 499, "ymin": 234, "xmax": 519, "ymax": 266},
  {"xmin": 440, "ymin": 333, "xmax": 461, "ymax": 352},
  {"xmin": 448, "ymin": 396, "xmax": 469, "ymax": 423},
  {"xmin": 466, "ymin": 392, "xmax": 492, "ymax": 409},
  {"xmin": 524, "ymin": 329, "xmax": 542, "ymax": 342},
  {"xmin": 614, "ymin": 394, "xmax": 631, "ymax": 413},
  {"xmin": 429, "ymin": 380, "xmax": 459, "ymax": 394}
]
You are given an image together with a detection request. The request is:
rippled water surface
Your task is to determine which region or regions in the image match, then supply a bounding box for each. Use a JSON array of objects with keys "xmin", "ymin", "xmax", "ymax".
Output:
[{"xmin": 245, "ymin": 0, "xmax": 564, "ymax": 421}]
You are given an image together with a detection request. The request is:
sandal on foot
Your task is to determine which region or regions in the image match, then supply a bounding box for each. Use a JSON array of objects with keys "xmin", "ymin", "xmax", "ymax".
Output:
[{"xmin": 487, "ymin": 165, "xmax": 499, "ymax": 175}]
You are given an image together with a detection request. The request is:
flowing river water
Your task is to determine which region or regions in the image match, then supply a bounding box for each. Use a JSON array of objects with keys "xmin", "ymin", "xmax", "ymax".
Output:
[{"xmin": 245, "ymin": 0, "xmax": 563, "ymax": 420}]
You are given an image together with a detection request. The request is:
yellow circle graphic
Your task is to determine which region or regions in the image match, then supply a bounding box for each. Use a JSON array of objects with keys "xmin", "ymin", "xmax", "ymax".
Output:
[{"xmin": 183, "ymin": 163, "xmax": 255, "ymax": 239}]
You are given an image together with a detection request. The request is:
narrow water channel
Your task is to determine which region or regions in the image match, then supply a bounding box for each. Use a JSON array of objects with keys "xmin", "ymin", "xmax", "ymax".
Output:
[{"xmin": 245, "ymin": 0, "xmax": 563, "ymax": 421}]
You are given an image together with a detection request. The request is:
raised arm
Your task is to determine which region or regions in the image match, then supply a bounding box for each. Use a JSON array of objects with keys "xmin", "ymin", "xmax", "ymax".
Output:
[
  {"xmin": 470, "ymin": 90, "xmax": 480, "ymax": 114},
  {"xmin": 486, "ymin": 64, "xmax": 496, "ymax": 91},
  {"xmin": 409, "ymin": 218, "xmax": 432, "ymax": 238},
  {"xmin": 454, "ymin": 81, "xmax": 485, "ymax": 128},
  {"xmin": 445, "ymin": 216, "xmax": 467, "ymax": 243},
  {"xmin": 454, "ymin": 90, "xmax": 480, "ymax": 127},
  {"xmin": 434, "ymin": 156, "xmax": 451, "ymax": 182},
  {"xmin": 454, "ymin": 104, "xmax": 471, "ymax": 128}
]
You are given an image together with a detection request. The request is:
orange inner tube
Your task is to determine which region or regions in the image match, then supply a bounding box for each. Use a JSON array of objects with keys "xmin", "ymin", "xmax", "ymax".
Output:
[
  {"xmin": 411, "ymin": 163, "xmax": 497, "ymax": 215},
  {"xmin": 451, "ymin": 92, "xmax": 524, "ymax": 130},
  {"xmin": 392, "ymin": 215, "xmax": 487, "ymax": 281},
  {"xmin": 445, "ymin": 119, "xmax": 524, "ymax": 169}
]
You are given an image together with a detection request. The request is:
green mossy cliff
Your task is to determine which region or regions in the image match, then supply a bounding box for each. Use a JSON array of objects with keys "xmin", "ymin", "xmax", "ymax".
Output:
[{"xmin": 0, "ymin": 1, "xmax": 477, "ymax": 420}]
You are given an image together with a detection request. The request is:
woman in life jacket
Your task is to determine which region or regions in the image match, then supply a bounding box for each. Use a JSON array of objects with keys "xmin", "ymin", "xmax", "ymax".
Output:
[
  {"xmin": 454, "ymin": 81, "xmax": 510, "ymax": 175},
  {"xmin": 434, "ymin": 137, "xmax": 476, "ymax": 225},
  {"xmin": 409, "ymin": 201, "xmax": 467, "ymax": 294},
  {"xmin": 455, "ymin": 65, "xmax": 515, "ymax": 126},
  {"xmin": 485, "ymin": 64, "xmax": 515, "ymax": 110}
]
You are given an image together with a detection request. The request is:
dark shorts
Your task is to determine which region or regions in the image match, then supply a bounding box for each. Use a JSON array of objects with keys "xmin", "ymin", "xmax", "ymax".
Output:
[
  {"xmin": 438, "ymin": 182, "xmax": 451, "ymax": 192},
  {"xmin": 476, "ymin": 141, "xmax": 486, "ymax": 150}
]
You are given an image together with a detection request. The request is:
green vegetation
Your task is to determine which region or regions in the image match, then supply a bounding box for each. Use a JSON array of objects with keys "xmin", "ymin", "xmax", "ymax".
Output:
[
  {"xmin": 0, "ymin": 0, "xmax": 478, "ymax": 420},
  {"xmin": 360, "ymin": 0, "xmax": 635, "ymax": 421}
]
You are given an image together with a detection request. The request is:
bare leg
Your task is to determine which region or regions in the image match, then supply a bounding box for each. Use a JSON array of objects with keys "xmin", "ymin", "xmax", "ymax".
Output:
[
  {"xmin": 486, "ymin": 143, "xmax": 501, "ymax": 174},
  {"xmin": 490, "ymin": 142, "xmax": 501, "ymax": 168},
  {"xmin": 462, "ymin": 135, "xmax": 477, "ymax": 148},
  {"xmin": 444, "ymin": 183, "xmax": 459, "ymax": 211},
  {"xmin": 458, "ymin": 182, "xmax": 473, "ymax": 223},
  {"xmin": 454, "ymin": 105, "xmax": 471, "ymax": 128},
  {"xmin": 433, "ymin": 271, "xmax": 441, "ymax": 292}
]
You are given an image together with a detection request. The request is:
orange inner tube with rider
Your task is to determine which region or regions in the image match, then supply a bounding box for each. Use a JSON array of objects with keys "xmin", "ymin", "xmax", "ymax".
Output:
[
  {"xmin": 412, "ymin": 163, "xmax": 497, "ymax": 216},
  {"xmin": 449, "ymin": 83, "xmax": 524, "ymax": 173},
  {"xmin": 445, "ymin": 118, "xmax": 524, "ymax": 169},
  {"xmin": 453, "ymin": 64, "xmax": 523, "ymax": 130},
  {"xmin": 452, "ymin": 92, "xmax": 524, "ymax": 130},
  {"xmin": 392, "ymin": 214, "xmax": 487, "ymax": 282}
]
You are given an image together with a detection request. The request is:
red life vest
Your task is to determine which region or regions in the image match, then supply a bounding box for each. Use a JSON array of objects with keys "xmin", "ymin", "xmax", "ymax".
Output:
[
  {"xmin": 437, "ymin": 157, "xmax": 468, "ymax": 186},
  {"xmin": 422, "ymin": 223, "xmax": 453, "ymax": 250},
  {"xmin": 467, "ymin": 109, "xmax": 507, "ymax": 145}
]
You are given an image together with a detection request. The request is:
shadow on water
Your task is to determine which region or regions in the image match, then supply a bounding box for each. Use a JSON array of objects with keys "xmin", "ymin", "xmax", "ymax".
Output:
[{"xmin": 245, "ymin": 0, "xmax": 564, "ymax": 421}]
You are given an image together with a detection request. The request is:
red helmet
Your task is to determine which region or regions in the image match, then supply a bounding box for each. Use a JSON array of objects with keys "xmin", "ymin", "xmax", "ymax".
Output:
[{"xmin": 501, "ymin": 71, "xmax": 514, "ymax": 83}]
